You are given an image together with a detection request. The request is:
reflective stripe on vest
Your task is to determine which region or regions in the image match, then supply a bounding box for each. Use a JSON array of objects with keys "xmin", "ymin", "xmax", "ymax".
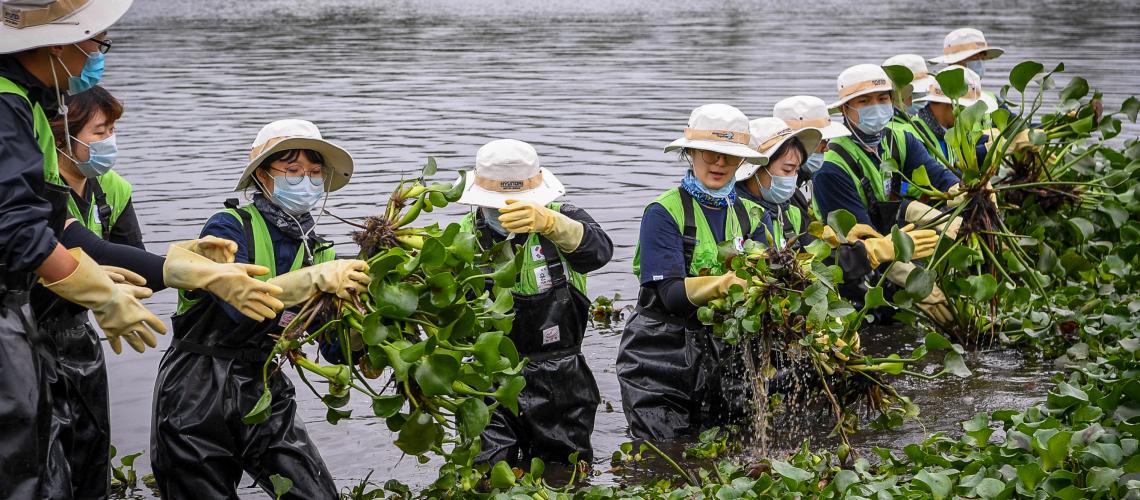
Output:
[
  {"xmin": 0, "ymin": 76, "xmax": 62, "ymax": 186},
  {"xmin": 176, "ymin": 204, "xmax": 336, "ymax": 314},
  {"xmin": 67, "ymin": 171, "xmax": 132, "ymax": 239},
  {"xmin": 822, "ymin": 128, "xmax": 908, "ymax": 209},
  {"xmin": 458, "ymin": 202, "xmax": 587, "ymax": 297},
  {"xmin": 632, "ymin": 188, "xmax": 765, "ymax": 279}
]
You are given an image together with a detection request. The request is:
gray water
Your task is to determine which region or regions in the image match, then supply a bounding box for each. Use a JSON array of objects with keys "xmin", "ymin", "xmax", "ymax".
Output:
[{"xmin": 93, "ymin": 0, "xmax": 1139, "ymax": 496}]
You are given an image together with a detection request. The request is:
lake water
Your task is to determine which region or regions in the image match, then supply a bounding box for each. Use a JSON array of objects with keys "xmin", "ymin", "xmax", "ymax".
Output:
[{"xmin": 93, "ymin": 0, "xmax": 1139, "ymax": 496}]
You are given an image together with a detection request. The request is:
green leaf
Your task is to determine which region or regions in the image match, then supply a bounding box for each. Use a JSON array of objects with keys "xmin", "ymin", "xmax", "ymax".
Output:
[
  {"xmin": 804, "ymin": 238, "xmax": 831, "ymax": 260},
  {"xmin": 419, "ymin": 238, "xmax": 447, "ymax": 270},
  {"xmin": 456, "ymin": 398, "xmax": 491, "ymax": 441},
  {"xmin": 1121, "ymin": 96, "xmax": 1139, "ymax": 122},
  {"xmin": 421, "ymin": 156, "xmax": 438, "ymax": 177},
  {"xmin": 975, "ymin": 478, "xmax": 1005, "ymax": 499},
  {"xmin": 473, "ymin": 331, "xmax": 505, "ymax": 371},
  {"xmin": 1059, "ymin": 77, "xmax": 1089, "ymax": 102},
  {"xmin": 892, "ymin": 226, "xmax": 914, "ymax": 263},
  {"xmin": 904, "ymin": 266, "xmax": 934, "ymax": 299},
  {"xmin": 270, "ymin": 474, "xmax": 293, "ymax": 499},
  {"xmin": 770, "ymin": 460, "xmax": 813, "ymax": 485},
  {"xmin": 910, "ymin": 165, "xmax": 933, "ymax": 189},
  {"xmin": 1065, "ymin": 217, "xmax": 1095, "ymax": 242},
  {"xmin": 361, "ymin": 313, "xmax": 391, "ymax": 346},
  {"xmin": 883, "ymin": 64, "xmax": 915, "ymax": 92},
  {"xmin": 925, "ymin": 331, "xmax": 952, "ymax": 350},
  {"xmin": 120, "ymin": 451, "xmax": 142, "ymax": 467},
  {"xmin": 803, "ymin": 281, "xmax": 828, "ymax": 307},
  {"xmin": 935, "ymin": 67, "xmax": 968, "ymax": 100},
  {"xmin": 414, "ymin": 354, "xmax": 459, "ymax": 396},
  {"xmin": 395, "ymin": 410, "xmax": 439, "ymax": 456},
  {"xmin": 325, "ymin": 406, "xmax": 352, "ymax": 425},
  {"xmin": 826, "ymin": 209, "xmax": 857, "ymax": 243},
  {"xmin": 1016, "ymin": 462, "xmax": 1045, "ymax": 490},
  {"xmin": 966, "ymin": 274, "xmax": 998, "ymax": 302},
  {"xmin": 943, "ymin": 351, "xmax": 972, "ymax": 378},
  {"xmin": 492, "ymin": 376, "xmax": 526, "ymax": 415},
  {"xmin": 863, "ymin": 286, "xmax": 888, "ymax": 310},
  {"xmin": 371, "ymin": 395, "xmax": 404, "ymax": 418},
  {"xmin": 914, "ymin": 469, "xmax": 953, "ymax": 500},
  {"xmin": 1010, "ymin": 61, "xmax": 1045, "ymax": 93},
  {"xmin": 242, "ymin": 388, "xmax": 272, "ymax": 425},
  {"xmin": 376, "ymin": 283, "xmax": 419, "ymax": 319},
  {"xmin": 1087, "ymin": 466, "xmax": 1123, "ymax": 490},
  {"xmin": 490, "ymin": 460, "xmax": 516, "ymax": 489}
]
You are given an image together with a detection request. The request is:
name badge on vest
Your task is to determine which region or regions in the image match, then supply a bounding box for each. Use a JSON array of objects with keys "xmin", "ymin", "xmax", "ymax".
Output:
[
  {"xmin": 530, "ymin": 244, "xmax": 545, "ymax": 261},
  {"xmin": 734, "ymin": 236, "xmax": 745, "ymax": 252},
  {"xmin": 542, "ymin": 325, "xmax": 560, "ymax": 345},
  {"xmin": 534, "ymin": 266, "xmax": 553, "ymax": 293},
  {"xmin": 278, "ymin": 310, "xmax": 297, "ymax": 328}
]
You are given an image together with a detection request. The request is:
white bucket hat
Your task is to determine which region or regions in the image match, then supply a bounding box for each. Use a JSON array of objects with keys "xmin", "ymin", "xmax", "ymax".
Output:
[
  {"xmin": 236, "ymin": 119, "xmax": 355, "ymax": 193},
  {"xmin": 882, "ymin": 54, "xmax": 936, "ymax": 94},
  {"xmin": 914, "ymin": 66, "xmax": 998, "ymax": 113},
  {"xmin": 773, "ymin": 95, "xmax": 851, "ymax": 140},
  {"xmin": 928, "ymin": 28, "xmax": 1004, "ymax": 66},
  {"xmin": 1, "ymin": 0, "xmax": 133, "ymax": 54},
  {"xmin": 456, "ymin": 139, "xmax": 565, "ymax": 209},
  {"xmin": 829, "ymin": 64, "xmax": 894, "ymax": 110},
  {"xmin": 737, "ymin": 117, "xmax": 822, "ymax": 180},
  {"xmin": 664, "ymin": 103, "xmax": 765, "ymax": 162}
]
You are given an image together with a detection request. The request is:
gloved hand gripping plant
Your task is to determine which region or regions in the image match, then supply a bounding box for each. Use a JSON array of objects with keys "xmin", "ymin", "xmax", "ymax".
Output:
[{"xmin": 243, "ymin": 159, "xmax": 530, "ymax": 487}]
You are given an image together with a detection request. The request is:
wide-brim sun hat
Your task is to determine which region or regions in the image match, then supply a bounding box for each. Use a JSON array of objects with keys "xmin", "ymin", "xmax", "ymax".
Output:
[
  {"xmin": 235, "ymin": 119, "xmax": 355, "ymax": 193},
  {"xmin": 773, "ymin": 95, "xmax": 851, "ymax": 140},
  {"xmin": 883, "ymin": 54, "xmax": 936, "ymax": 94},
  {"xmin": 737, "ymin": 117, "xmax": 822, "ymax": 180},
  {"xmin": 456, "ymin": 139, "xmax": 565, "ymax": 209},
  {"xmin": 1, "ymin": 0, "xmax": 134, "ymax": 54},
  {"xmin": 829, "ymin": 64, "xmax": 894, "ymax": 110},
  {"xmin": 928, "ymin": 28, "xmax": 1004, "ymax": 66},
  {"xmin": 664, "ymin": 103, "xmax": 765, "ymax": 162},
  {"xmin": 914, "ymin": 66, "xmax": 998, "ymax": 113}
]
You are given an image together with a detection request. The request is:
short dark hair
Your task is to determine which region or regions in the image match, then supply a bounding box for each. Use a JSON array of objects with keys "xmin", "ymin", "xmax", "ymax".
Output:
[
  {"xmin": 771, "ymin": 138, "xmax": 807, "ymax": 165},
  {"xmin": 49, "ymin": 85, "xmax": 123, "ymax": 146}
]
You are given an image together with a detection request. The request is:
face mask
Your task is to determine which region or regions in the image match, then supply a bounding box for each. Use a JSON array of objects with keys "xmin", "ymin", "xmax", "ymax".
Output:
[
  {"xmin": 803, "ymin": 153, "xmax": 825, "ymax": 175},
  {"xmin": 907, "ymin": 97, "xmax": 928, "ymax": 116},
  {"xmin": 480, "ymin": 207, "xmax": 509, "ymax": 235},
  {"xmin": 60, "ymin": 44, "xmax": 105, "ymax": 96},
  {"xmin": 758, "ymin": 169, "xmax": 797, "ymax": 204},
  {"xmin": 69, "ymin": 134, "xmax": 117, "ymax": 178},
  {"xmin": 854, "ymin": 103, "xmax": 893, "ymax": 135},
  {"xmin": 965, "ymin": 59, "xmax": 985, "ymax": 79},
  {"xmin": 271, "ymin": 176, "xmax": 325, "ymax": 216}
]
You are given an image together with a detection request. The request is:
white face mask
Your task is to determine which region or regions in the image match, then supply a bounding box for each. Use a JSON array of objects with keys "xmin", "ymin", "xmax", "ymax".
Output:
[{"xmin": 480, "ymin": 207, "xmax": 508, "ymax": 235}]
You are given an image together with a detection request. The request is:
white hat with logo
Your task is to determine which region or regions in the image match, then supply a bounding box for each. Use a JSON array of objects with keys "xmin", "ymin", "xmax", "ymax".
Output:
[
  {"xmin": 236, "ymin": 119, "xmax": 355, "ymax": 192},
  {"xmin": 456, "ymin": 139, "xmax": 565, "ymax": 209},
  {"xmin": 773, "ymin": 95, "xmax": 851, "ymax": 140},
  {"xmin": 928, "ymin": 28, "xmax": 1004, "ymax": 66},
  {"xmin": 829, "ymin": 64, "xmax": 894, "ymax": 109},
  {"xmin": 664, "ymin": 103, "xmax": 766, "ymax": 162},
  {"xmin": 914, "ymin": 65, "xmax": 998, "ymax": 113},
  {"xmin": 1, "ymin": 0, "xmax": 133, "ymax": 54},
  {"xmin": 736, "ymin": 117, "xmax": 822, "ymax": 180},
  {"xmin": 883, "ymin": 54, "xmax": 937, "ymax": 94}
]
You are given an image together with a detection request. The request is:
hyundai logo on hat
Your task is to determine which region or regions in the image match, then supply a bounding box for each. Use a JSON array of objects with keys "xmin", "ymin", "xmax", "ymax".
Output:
[{"xmin": 713, "ymin": 131, "xmax": 735, "ymax": 140}]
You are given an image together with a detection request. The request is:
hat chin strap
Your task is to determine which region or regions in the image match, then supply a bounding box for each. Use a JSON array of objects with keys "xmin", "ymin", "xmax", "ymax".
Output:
[{"xmin": 48, "ymin": 52, "xmax": 76, "ymax": 161}]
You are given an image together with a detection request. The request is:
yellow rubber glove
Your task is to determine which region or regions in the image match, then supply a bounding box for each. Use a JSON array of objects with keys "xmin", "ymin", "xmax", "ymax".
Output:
[
  {"xmin": 885, "ymin": 262, "xmax": 954, "ymax": 326},
  {"xmin": 820, "ymin": 223, "xmax": 882, "ymax": 246},
  {"xmin": 498, "ymin": 199, "xmax": 586, "ymax": 253},
  {"xmin": 860, "ymin": 224, "xmax": 939, "ymax": 268},
  {"xmin": 947, "ymin": 182, "xmax": 997, "ymax": 208},
  {"xmin": 163, "ymin": 243, "xmax": 285, "ymax": 322},
  {"xmin": 684, "ymin": 272, "xmax": 747, "ymax": 306},
  {"xmin": 184, "ymin": 235, "xmax": 238, "ymax": 263},
  {"xmin": 904, "ymin": 200, "xmax": 963, "ymax": 239},
  {"xmin": 268, "ymin": 259, "xmax": 372, "ymax": 308},
  {"xmin": 43, "ymin": 248, "xmax": 167, "ymax": 354},
  {"xmin": 102, "ymin": 266, "xmax": 147, "ymax": 286}
]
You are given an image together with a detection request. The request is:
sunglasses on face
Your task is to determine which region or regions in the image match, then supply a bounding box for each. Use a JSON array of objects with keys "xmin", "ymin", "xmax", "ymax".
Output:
[{"xmin": 694, "ymin": 149, "xmax": 745, "ymax": 167}]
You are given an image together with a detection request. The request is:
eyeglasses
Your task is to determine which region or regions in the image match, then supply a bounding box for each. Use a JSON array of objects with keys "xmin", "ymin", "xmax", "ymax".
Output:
[
  {"xmin": 89, "ymin": 37, "xmax": 113, "ymax": 54},
  {"xmin": 695, "ymin": 149, "xmax": 745, "ymax": 167},
  {"xmin": 269, "ymin": 167, "xmax": 326, "ymax": 186}
]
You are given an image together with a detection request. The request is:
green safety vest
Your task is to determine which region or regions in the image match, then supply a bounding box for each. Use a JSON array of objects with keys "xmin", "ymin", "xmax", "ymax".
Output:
[
  {"xmin": 0, "ymin": 76, "xmax": 62, "ymax": 186},
  {"xmin": 907, "ymin": 114, "xmax": 945, "ymax": 159},
  {"xmin": 820, "ymin": 130, "xmax": 907, "ymax": 210},
  {"xmin": 459, "ymin": 202, "xmax": 587, "ymax": 297},
  {"xmin": 177, "ymin": 203, "xmax": 336, "ymax": 314},
  {"xmin": 769, "ymin": 204, "xmax": 803, "ymax": 249},
  {"xmin": 632, "ymin": 188, "xmax": 765, "ymax": 279},
  {"xmin": 66, "ymin": 171, "xmax": 132, "ymax": 240}
]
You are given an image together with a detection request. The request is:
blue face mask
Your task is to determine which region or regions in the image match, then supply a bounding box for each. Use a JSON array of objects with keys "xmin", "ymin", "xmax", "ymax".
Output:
[
  {"xmin": 759, "ymin": 170, "xmax": 798, "ymax": 204},
  {"xmin": 803, "ymin": 153, "xmax": 825, "ymax": 175},
  {"xmin": 271, "ymin": 176, "xmax": 325, "ymax": 216},
  {"xmin": 63, "ymin": 45, "xmax": 105, "ymax": 96},
  {"xmin": 854, "ymin": 103, "xmax": 894, "ymax": 135},
  {"xmin": 907, "ymin": 96, "xmax": 928, "ymax": 116},
  {"xmin": 480, "ymin": 207, "xmax": 509, "ymax": 235},
  {"xmin": 71, "ymin": 134, "xmax": 117, "ymax": 178},
  {"xmin": 965, "ymin": 59, "xmax": 985, "ymax": 79},
  {"xmin": 681, "ymin": 169, "xmax": 736, "ymax": 208}
]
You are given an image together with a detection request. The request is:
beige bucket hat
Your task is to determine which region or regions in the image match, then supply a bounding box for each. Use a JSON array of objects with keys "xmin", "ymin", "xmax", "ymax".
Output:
[
  {"xmin": 235, "ymin": 119, "xmax": 355, "ymax": 193},
  {"xmin": 914, "ymin": 66, "xmax": 998, "ymax": 113},
  {"xmin": 883, "ymin": 54, "xmax": 937, "ymax": 94},
  {"xmin": 737, "ymin": 117, "xmax": 822, "ymax": 180},
  {"xmin": 456, "ymin": 139, "xmax": 565, "ymax": 209},
  {"xmin": 773, "ymin": 95, "xmax": 851, "ymax": 140},
  {"xmin": 664, "ymin": 103, "xmax": 765, "ymax": 162},
  {"xmin": 928, "ymin": 28, "xmax": 1004, "ymax": 66},
  {"xmin": 829, "ymin": 64, "xmax": 894, "ymax": 110},
  {"xmin": 1, "ymin": 0, "xmax": 133, "ymax": 54}
]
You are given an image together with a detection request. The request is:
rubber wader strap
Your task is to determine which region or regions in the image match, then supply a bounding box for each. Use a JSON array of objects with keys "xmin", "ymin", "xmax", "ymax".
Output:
[
  {"xmin": 732, "ymin": 198, "xmax": 752, "ymax": 237},
  {"xmin": 886, "ymin": 132, "xmax": 904, "ymax": 201},
  {"xmin": 676, "ymin": 187, "xmax": 698, "ymax": 271},
  {"xmin": 224, "ymin": 198, "xmax": 257, "ymax": 264},
  {"xmin": 170, "ymin": 338, "xmax": 266, "ymax": 364},
  {"xmin": 91, "ymin": 180, "xmax": 113, "ymax": 240},
  {"xmin": 538, "ymin": 236, "xmax": 567, "ymax": 287}
]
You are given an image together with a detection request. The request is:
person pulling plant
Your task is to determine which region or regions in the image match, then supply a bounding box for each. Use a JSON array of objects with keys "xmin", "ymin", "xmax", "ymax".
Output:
[{"xmin": 455, "ymin": 138, "xmax": 613, "ymax": 467}]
